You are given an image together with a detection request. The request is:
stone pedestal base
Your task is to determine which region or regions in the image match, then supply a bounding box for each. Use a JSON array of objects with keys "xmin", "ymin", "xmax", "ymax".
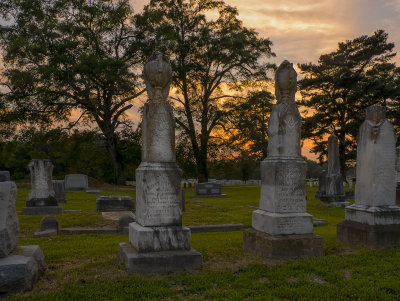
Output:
[
  {"xmin": 337, "ymin": 220, "xmax": 400, "ymax": 248},
  {"xmin": 118, "ymin": 242, "xmax": 202, "ymax": 274},
  {"xmin": 345, "ymin": 205, "xmax": 400, "ymax": 225},
  {"xmin": 243, "ymin": 228, "xmax": 323, "ymax": 258},
  {"xmin": 21, "ymin": 206, "xmax": 63, "ymax": 215},
  {"xmin": 26, "ymin": 197, "xmax": 58, "ymax": 207},
  {"xmin": 319, "ymin": 195, "xmax": 350, "ymax": 207},
  {"xmin": 252, "ymin": 209, "xmax": 313, "ymax": 235},
  {"xmin": 96, "ymin": 196, "xmax": 134, "ymax": 212},
  {"xmin": 136, "ymin": 162, "xmax": 182, "ymax": 227},
  {"xmin": 0, "ymin": 245, "xmax": 45, "ymax": 296},
  {"xmin": 129, "ymin": 223, "xmax": 190, "ymax": 252}
]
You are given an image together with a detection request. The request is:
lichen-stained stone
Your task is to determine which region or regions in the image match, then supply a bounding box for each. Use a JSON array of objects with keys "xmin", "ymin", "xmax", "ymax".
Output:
[{"xmin": 0, "ymin": 181, "xmax": 19, "ymax": 258}]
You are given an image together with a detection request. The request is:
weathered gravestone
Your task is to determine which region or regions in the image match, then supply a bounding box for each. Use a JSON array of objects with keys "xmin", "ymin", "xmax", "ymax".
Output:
[
  {"xmin": 243, "ymin": 60, "xmax": 323, "ymax": 258},
  {"xmin": 64, "ymin": 174, "xmax": 88, "ymax": 191},
  {"xmin": 319, "ymin": 134, "xmax": 349, "ymax": 206},
  {"xmin": 0, "ymin": 171, "xmax": 10, "ymax": 182},
  {"xmin": 337, "ymin": 105, "xmax": 400, "ymax": 248},
  {"xmin": 119, "ymin": 52, "xmax": 202, "ymax": 273},
  {"xmin": 192, "ymin": 182, "xmax": 227, "ymax": 198},
  {"xmin": 315, "ymin": 170, "xmax": 327, "ymax": 200},
  {"xmin": 22, "ymin": 160, "xmax": 63, "ymax": 215},
  {"xmin": 52, "ymin": 180, "xmax": 66, "ymax": 203},
  {"xmin": 0, "ymin": 181, "xmax": 45, "ymax": 296},
  {"xmin": 96, "ymin": 195, "xmax": 134, "ymax": 212},
  {"xmin": 34, "ymin": 216, "xmax": 59, "ymax": 238},
  {"xmin": 396, "ymin": 146, "xmax": 400, "ymax": 204}
]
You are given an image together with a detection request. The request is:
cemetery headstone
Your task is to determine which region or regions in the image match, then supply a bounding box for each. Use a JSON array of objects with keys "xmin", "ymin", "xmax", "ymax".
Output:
[
  {"xmin": 337, "ymin": 105, "xmax": 400, "ymax": 248},
  {"xmin": 119, "ymin": 51, "xmax": 202, "ymax": 273},
  {"xmin": 96, "ymin": 195, "xmax": 134, "ymax": 212},
  {"xmin": 40, "ymin": 216, "xmax": 59, "ymax": 231},
  {"xmin": 0, "ymin": 171, "xmax": 10, "ymax": 182},
  {"xmin": 396, "ymin": 146, "xmax": 400, "ymax": 204},
  {"xmin": 319, "ymin": 134, "xmax": 349, "ymax": 206},
  {"xmin": 243, "ymin": 60, "xmax": 323, "ymax": 258},
  {"xmin": 22, "ymin": 160, "xmax": 63, "ymax": 215},
  {"xmin": 192, "ymin": 182, "xmax": 227, "ymax": 198},
  {"xmin": 52, "ymin": 180, "xmax": 66, "ymax": 203},
  {"xmin": 315, "ymin": 170, "xmax": 327, "ymax": 200},
  {"xmin": 64, "ymin": 174, "xmax": 88, "ymax": 191},
  {"xmin": 0, "ymin": 181, "xmax": 45, "ymax": 296}
]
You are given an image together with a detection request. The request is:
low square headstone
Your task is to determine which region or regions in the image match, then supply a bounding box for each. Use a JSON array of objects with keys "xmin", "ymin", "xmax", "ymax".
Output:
[
  {"xmin": 64, "ymin": 174, "xmax": 88, "ymax": 191},
  {"xmin": 192, "ymin": 183, "xmax": 226, "ymax": 198},
  {"xmin": 96, "ymin": 195, "xmax": 134, "ymax": 212}
]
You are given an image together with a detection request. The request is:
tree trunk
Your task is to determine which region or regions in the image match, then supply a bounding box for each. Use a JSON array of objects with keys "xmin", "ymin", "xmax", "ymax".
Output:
[
  {"xmin": 103, "ymin": 131, "xmax": 121, "ymax": 184},
  {"xmin": 196, "ymin": 152, "xmax": 208, "ymax": 183}
]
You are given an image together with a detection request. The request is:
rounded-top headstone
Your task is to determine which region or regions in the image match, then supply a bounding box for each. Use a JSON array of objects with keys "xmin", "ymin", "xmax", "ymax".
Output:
[
  {"xmin": 40, "ymin": 215, "xmax": 59, "ymax": 231},
  {"xmin": 118, "ymin": 215, "xmax": 135, "ymax": 232}
]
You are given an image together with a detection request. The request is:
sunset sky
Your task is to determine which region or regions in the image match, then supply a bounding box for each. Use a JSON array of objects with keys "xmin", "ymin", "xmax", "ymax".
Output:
[
  {"xmin": 131, "ymin": 0, "xmax": 400, "ymax": 160},
  {"xmin": 133, "ymin": 0, "xmax": 400, "ymax": 66}
]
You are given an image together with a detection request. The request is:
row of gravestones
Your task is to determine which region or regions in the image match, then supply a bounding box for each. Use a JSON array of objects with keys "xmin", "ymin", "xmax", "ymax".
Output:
[
  {"xmin": 3, "ymin": 54, "xmax": 400, "ymax": 295},
  {"xmin": 20, "ymin": 160, "xmax": 94, "ymax": 215},
  {"xmin": 15, "ymin": 160, "xmax": 135, "ymax": 216},
  {"xmin": 120, "ymin": 56, "xmax": 400, "ymax": 272}
]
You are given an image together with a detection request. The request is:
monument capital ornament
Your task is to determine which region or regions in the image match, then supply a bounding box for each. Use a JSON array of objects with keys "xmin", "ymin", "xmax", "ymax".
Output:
[
  {"xmin": 366, "ymin": 105, "xmax": 386, "ymax": 123},
  {"xmin": 143, "ymin": 51, "xmax": 172, "ymax": 102},
  {"xmin": 275, "ymin": 60, "xmax": 297, "ymax": 103}
]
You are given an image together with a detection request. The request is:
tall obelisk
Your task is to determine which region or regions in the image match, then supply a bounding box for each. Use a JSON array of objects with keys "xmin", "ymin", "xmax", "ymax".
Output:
[
  {"xmin": 119, "ymin": 51, "xmax": 202, "ymax": 273},
  {"xmin": 243, "ymin": 60, "xmax": 323, "ymax": 258},
  {"xmin": 337, "ymin": 105, "xmax": 400, "ymax": 248}
]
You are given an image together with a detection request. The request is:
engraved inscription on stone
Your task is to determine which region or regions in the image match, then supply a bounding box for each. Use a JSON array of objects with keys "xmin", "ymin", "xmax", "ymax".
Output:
[
  {"xmin": 276, "ymin": 166, "xmax": 305, "ymax": 212},
  {"xmin": 198, "ymin": 189, "xmax": 207, "ymax": 194},
  {"xmin": 211, "ymin": 189, "xmax": 219, "ymax": 194},
  {"xmin": 278, "ymin": 218, "xmax": 303, "ymax": 232}
]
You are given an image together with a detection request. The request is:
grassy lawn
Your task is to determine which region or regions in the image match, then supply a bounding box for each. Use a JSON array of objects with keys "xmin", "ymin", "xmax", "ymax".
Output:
[{"xmin": 8, "ymin": 184, "xmax": 400, "ymax": 300}]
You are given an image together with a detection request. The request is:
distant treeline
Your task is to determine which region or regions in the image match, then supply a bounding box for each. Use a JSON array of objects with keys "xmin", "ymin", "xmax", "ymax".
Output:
[{"xmin": 0, "ymin": 127, "xmax": 327, "ymax": 183}]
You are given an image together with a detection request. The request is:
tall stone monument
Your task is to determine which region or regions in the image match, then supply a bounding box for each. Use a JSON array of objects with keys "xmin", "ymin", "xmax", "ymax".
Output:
[
  {"xmin": 315, "ymin": 170, "xmax": 327, "ymax": 200},
  {"xmin": 0, "ymin": 181, "xmax": 45, "ymax": 296},
  {"xmin": 337, "ymin": 105, "xmax": 400, "ymax": 248},
  {"xmin": 119, "ymin": 51, "xmax": 202, "ymax": 273},
  {"xmin": 319, "ymin": 134, "xmax": 349, "ymax": 206},
  {"xmin": 22, "ymin": 160, "xmax": 63, "ymax": 215},
  {"xmin": 243, "ymin": 60, "xmax": 323, "ymax": 258},
  {"xmin": 395, "ymin": 146, "xmax": 400, "ymax": 204}
]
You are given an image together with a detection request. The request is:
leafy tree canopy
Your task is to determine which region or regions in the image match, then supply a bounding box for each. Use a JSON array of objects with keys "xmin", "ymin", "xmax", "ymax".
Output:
[
  {"xmin": 135, "ymin": 0, "xmax": 275, "ymax": 181},
  {"xmin": 0, "ymin": 0, "xmax": 144, "ymax": 180},
  {"xmin": 298, "ymin": 30, "xmax": 400, "ymax": 175}
]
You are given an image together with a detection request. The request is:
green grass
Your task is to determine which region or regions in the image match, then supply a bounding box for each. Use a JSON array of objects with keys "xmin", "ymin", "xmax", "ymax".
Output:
[{"xmin": 8, "ymin": 184, "xmax": 400, "ymax": 300}]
